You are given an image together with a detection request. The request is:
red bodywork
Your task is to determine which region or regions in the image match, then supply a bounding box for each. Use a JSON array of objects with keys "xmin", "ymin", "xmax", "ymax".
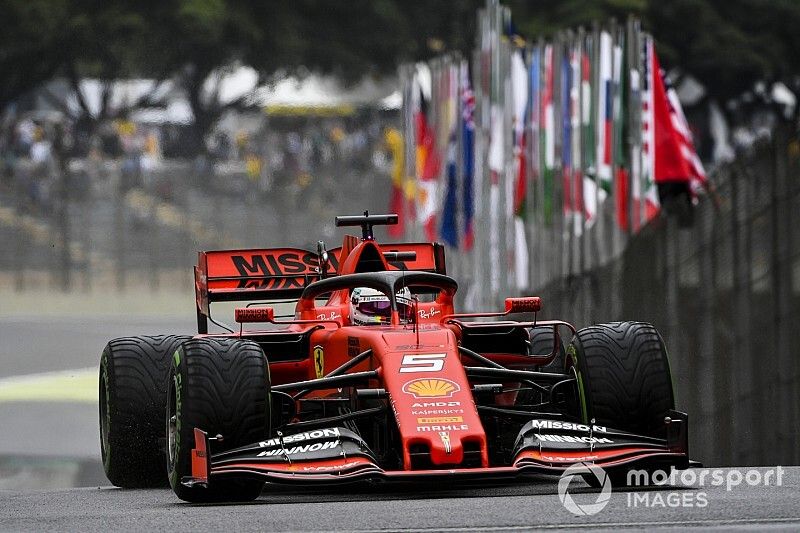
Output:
[{"xmin": 185, "ymin": 223, "xmax": 690, "ymax": 487}]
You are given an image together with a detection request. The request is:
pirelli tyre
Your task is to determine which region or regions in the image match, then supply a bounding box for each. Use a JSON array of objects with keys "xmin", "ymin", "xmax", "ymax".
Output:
[
  {"xmin": 531, "ymin": 325, "xmax": 566, "ymax": 372},
  {"xmin": 516, "ymin": 326, "xmax": 567, "ymax": 410},
  {"xmin": 99, "ymin": 335, "xmax": 191, "ymax": 488},
  {"xmin": 566, "ymin": 321, "xmax": 674, "ymax": 438},
  {"xmin": 167, "ymin": 337, "xmax": 271, "ymax": 503}
]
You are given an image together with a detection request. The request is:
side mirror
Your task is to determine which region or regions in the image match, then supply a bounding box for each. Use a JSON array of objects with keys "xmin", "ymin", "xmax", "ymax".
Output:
[
  {"xmin": 235, "ymin": 307, "xmax": 275, "ymax": 323},
  {"xmin": 505, "ymin": 297, "xmax": 542, "ymax": 314}
]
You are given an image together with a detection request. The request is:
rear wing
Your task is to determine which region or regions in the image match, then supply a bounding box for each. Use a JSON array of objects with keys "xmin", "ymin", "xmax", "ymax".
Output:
[{"xmin": 194, "ymin": 243, "xmax": 446, "ymax": 331}]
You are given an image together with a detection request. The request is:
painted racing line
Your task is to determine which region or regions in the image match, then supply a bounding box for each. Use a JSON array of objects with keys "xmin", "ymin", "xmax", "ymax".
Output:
[{"xmin": 0, "ymin": 367, "xmax": 97, "ymax": 403}]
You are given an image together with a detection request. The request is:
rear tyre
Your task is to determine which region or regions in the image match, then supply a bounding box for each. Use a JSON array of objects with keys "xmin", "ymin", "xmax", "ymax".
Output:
[
  {"xmin": 567, "ymin": 321, "xmax": 674, "ymax": 437},
  {"xmin": 167, "ymin": 338, "xmax": 270, "ymax": 503},
  {"xmin": 99, "ymin": 335, "xmax": 191, "ymax": 488}
]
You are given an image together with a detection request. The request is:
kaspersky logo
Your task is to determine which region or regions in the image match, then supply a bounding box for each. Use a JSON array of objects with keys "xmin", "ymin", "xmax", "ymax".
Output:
[{"xmin": 558, "ymin": 463, "xmax": 612, "ymax": 516}]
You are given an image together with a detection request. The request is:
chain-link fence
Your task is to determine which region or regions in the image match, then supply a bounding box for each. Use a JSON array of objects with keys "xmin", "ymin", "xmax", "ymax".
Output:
[
  {"xmin": 533, "ymin": 127, "xmax": 800, "ymax": 467},
  {"xmin": 0, "ymin": 125, "xmax": 394, "ymax": 294}
]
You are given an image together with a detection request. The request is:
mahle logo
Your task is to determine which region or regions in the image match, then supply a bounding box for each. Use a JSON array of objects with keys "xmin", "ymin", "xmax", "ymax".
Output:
[{"xmin": 558, "ymin": 463, "xmax": 612, "ymax": 516}]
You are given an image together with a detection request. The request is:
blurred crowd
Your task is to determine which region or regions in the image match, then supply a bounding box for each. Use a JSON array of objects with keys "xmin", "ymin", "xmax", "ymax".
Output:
[
  {"xmin": 0, "ymin": 108, "xmax": 397, "ymax": 218},
  {"xmin": 206, "ymin": 113, "xmax": 394, "ymax": 201},
  {"xmin": 0, "ymin": 113, "xmax": 173, "ymax": 213}
]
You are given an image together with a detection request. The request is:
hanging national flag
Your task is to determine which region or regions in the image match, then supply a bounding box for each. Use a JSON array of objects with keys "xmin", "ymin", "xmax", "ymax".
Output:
[
  {"xmin": 561, "ymin": 48, "xmax": 573, "ymax": 219},
  {"xmin": 639, "ymin": 36, "xmax": 660, "ymax": 222},
  {"xmin": 612, "ymin": 35, "xmax": 630, "ymax": 231},
  {"xmin": 511, "ymin": 48, "xmax": 529, "ymax": 290},
  {"xmin": 384, "ymin": 127, "xmax": 405, "ymax": 237},
  {"xmin": 569, "ymin": 41, "xmax": 584, "ymax": 236},
  {"xmin": 414, "ymin": 65, "xmax": 441, "ymax": 241},
  {"xmin": 461, "ymin": 62, "xmax": 476, "ymax": 250},
  {"xmin": 529, "ymin": 46, "xmax": 540, "ymax": 184},
  {"xmin": 487, "ymin": 103, "xmax": 503, "ymax": 295},
  {"xmin": 439, "ymin": 134, "xmax": 458, "ymax": 247},
  {"xmin": 541, "ymin": 44, "xmax": 555, "ymax": 223},
  {"xmin": 581, "ymin": 39, "xmax": 603, "ymax": 226},
  {"xmin": 628, "ymin": 34, "xmax": 643, "ymax": 233},
  {"xmin": 663, "ymin": 66, "xmax": 707, "ymax": 191},
  {"xmin": 596, "ymin": 31, "xmax": 614, "ymax": 189},
  {"xmin": 512, "ymin": 49, "xmax": 528, "ymax": 217},
  {"xmin": 439, "ymin": 62, "xmax": 461, "ymax": 248},
  {"xmin": 640, "ymin": 37, "xmax": 707, "ymax": 223}
]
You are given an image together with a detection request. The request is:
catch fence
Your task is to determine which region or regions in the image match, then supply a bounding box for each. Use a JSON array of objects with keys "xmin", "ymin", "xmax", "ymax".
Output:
[{"xmin": 536, "ymin": 128, "xmax": 800, "ymax": 467}]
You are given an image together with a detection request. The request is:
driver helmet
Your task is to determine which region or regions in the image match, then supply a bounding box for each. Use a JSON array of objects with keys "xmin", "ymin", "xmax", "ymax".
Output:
[{"xmin": 350, "ymin": 287, "xmax": 414, "ymax": 325}]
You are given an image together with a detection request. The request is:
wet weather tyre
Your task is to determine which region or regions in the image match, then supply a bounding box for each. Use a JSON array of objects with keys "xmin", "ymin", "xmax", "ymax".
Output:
[
  {"xmin": 99, "ymin": 335, "xmax": 191, "ymax": 488},
  {"xmin": 567, "ymin": 321, "xmax": 674, "ymax": 437},
  {"xmin": 531, "ymin": 326, "xmax": 566, "ymax": 372},
  {"xmin": 516, "ymin": 326, "xmax": 567, "ymax": 410},
  {"xmin": 167, "ymin": 338, "xmax": 270, "ymax": 503}
]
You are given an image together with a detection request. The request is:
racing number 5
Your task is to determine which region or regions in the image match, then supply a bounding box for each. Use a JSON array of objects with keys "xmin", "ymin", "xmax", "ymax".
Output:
[{"xmin": 399, "ymin": 353, "xmax": 446, "ymax": 373}]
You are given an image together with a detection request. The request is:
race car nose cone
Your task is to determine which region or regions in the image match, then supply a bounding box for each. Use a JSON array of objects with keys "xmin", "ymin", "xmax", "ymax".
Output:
[{"xmin": 428, "ymin": 428, "xmax": 463, "ymax": 465}]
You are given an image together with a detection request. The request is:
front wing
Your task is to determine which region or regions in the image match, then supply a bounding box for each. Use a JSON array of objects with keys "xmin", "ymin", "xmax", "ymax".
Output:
[{"xmin": 183, "ymin": 411, "xmax": 691, "ymax": 488}]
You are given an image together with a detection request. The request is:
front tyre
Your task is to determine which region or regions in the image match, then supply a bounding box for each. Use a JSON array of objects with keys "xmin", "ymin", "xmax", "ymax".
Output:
[
  {"xmin": 99, "ymin": 335, "xmax": 190, "ymax": 488},
  {"xmin": 567, "ymin": 321, "xmax": 674, "ymax": 437},
  {"xmin": 167, "ymin": 338, "xmax": 271, "ymax": 503}
]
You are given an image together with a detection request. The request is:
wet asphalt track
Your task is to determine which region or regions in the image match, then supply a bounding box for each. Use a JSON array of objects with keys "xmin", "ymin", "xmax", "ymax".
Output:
[
  {"xmin": 1, "ymin": 317, "xmax": 799, "ymax": 530},
  {"xmin": 1, "ymin": 468, "xmax": 799, "ymax": 531}
]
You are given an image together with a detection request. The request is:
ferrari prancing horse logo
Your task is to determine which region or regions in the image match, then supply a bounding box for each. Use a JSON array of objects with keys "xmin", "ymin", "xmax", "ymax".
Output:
[{"xmin": 313, "ymin": 345, "xmax": 324, "ymax": 379}]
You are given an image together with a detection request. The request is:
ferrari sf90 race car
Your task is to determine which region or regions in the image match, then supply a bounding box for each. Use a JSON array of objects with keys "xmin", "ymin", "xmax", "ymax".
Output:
[{"xmin": 99, "ymin": 213, "xmax": 692, "ymax": 502}]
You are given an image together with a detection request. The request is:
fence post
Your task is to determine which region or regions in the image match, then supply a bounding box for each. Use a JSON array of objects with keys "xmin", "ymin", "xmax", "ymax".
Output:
[
  {"xmin": 728, "ymin": 163, "xmax": 754, "ymax": 464},
  {"xmin": 772, "ymin": 126, "xmax": 794, "ymax": 464}
]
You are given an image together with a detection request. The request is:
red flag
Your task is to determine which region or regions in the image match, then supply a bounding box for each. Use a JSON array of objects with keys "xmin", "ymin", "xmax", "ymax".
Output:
[
  {"xmin": 615, "ymin": 166, "xmax": 629, "ymax": 230},
  {"xmin": 414, "ymin": 85, "xmax": 441, "ymax": 241},
  {"xmin": 651, "ymin": 45, "xmax": 706, "ymax": 189},
  {"xmin": 416, "ymin": 109, "xmax": 441, "ymax": 180},
  {"xmin": 639, "ymin": 38, "xmax": 706, "ymax": 227}
]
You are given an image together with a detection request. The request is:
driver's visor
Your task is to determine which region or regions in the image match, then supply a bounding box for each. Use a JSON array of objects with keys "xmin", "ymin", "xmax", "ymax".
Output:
[{"xmin": 358, "ymin": 298, "xmax": 391, "ymax": 316}]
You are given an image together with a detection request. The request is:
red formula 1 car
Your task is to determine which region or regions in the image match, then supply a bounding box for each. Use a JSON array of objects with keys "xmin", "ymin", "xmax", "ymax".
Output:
[{"xmin": 99, "ymin": 213, "xmax": 691, "ymax": 502}]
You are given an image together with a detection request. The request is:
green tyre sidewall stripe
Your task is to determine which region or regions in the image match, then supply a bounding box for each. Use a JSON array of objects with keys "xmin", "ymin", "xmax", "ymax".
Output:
[
  {"xmin": 168, "ymin": 346, "xmax": 184, "ymax": 491},
  {"xmin": 567, "ymin": 343, "xmax": 590, "ymax": 424},
  {"xmin": 100, "ymin": 348, "xmax": 112, "ymax": 472}
]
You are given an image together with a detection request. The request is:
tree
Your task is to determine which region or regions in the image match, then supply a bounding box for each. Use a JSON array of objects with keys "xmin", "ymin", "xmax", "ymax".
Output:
[
  {"xmin": 647, "ymin": 0, "xmax": 800, "ymax": 102},
  {"xmin": 4, "ymin": 0, "xmax": 799, "ymax": 154},
  {"xmin": 0, "ymin": 0, "xmax": 70, "ymax": 109},
  {"xmin": 506, "ymin": 0, "xmax": 800, "ymax": 105}
]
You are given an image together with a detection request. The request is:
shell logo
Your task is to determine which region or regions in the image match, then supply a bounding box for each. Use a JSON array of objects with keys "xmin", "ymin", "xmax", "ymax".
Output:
[{"xmin": 402, "ymin": 378, "xmax": 460, "ymax": 399}]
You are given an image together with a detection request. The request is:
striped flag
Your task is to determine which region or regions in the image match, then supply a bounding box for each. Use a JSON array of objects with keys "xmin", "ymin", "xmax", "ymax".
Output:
[
  {"xmin": 541, "ymin": 44, "xmax": 555, "ymax": 223},
  {"xmin": 461, "ymin": 61, "xmax": 476, "ymax": 250},
  {"xmin": 414, "ymin": 65, "xmax": 441, "ymax": 241},
  {"xmin": 569, "ymin": 41, "xmax": 584, "ymax": 236},
  {"xmin": 440, "ymin": 63, "xmax": 461, "ymax": 248},
  {"xmin": 663, "ymin": 66, "xmax": 707, "ymax": 191},
  {"xmin": 511, "ymin": 48, "xmax": 529, "ymax": 290},
  {"xmin": 639, "ymin": 36, "xmax": 660, "ymax": 222},
  {"xmin": 439, "ymin": 134, "xmax": 458, "ymax": 247},
  {"xmin": 581, "ymin": 40, "xmax": 604, "ymax": 225},
  {"xmin": 596, "ymin": 31, "xmax": 613, "ymax": 189},
  {"xmin": 639, "ymin": 37, "xmax": 707, "ymax": 223},
  {"xmin": 613, "ymin": 35, "xmax": 629, "ymax": 231},
  {"xmin": 529, "ymin": 46, "xmax": 540, "ymax": 184},
  {"xmin": 561, "ymin": 48, "xmax": 573, "ymax": 219}
]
